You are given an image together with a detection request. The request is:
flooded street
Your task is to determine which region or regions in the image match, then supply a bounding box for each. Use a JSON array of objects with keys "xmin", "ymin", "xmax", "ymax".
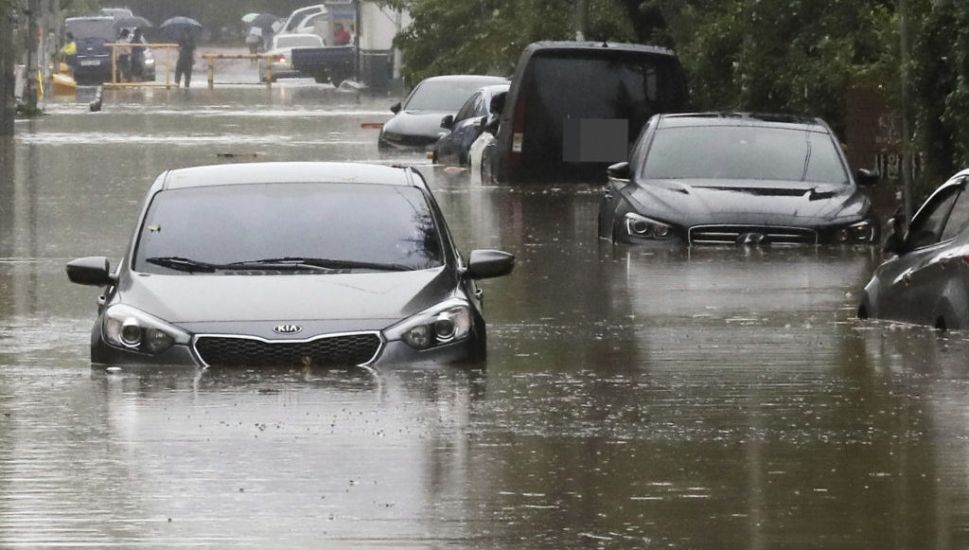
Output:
[{"xmin": 3, "ymin": 78, "xmax": 969, "ymax": 548}]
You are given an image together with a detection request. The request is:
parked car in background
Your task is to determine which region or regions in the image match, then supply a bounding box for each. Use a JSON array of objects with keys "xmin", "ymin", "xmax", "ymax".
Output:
[
  {"xmin": 64, "ymin": 16, "xmax": 117, "ymax": 85},
  {"xmin": 378, "ymin": 75, "xmax": 509, "ymax": 151},
  {"xmin": 598, "ymin": 112, "xmax": 880, "ymax": 246},
  {"xmin": 433, "ymin": 83, "xmax": 509, "ymax": 166},
  {"xmin": 258, "ymin": 33, "xmax": 325, "ymax": 81},
  {"xmin": 66, "ymin": 162, "xmax": 515, "ymax": 368},
  {"xmin": 492, "ymin": 41, "xmax": 688, "ymax": 184},
  {"xmin": 859, "ymin": 170, "xmax": 969, "ymax": 331}
]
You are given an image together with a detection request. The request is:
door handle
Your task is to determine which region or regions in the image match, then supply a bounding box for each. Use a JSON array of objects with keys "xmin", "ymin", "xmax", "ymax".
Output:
[{"xmin": 901, "ymin": 272, "xmax": 912, "ymax": 285}]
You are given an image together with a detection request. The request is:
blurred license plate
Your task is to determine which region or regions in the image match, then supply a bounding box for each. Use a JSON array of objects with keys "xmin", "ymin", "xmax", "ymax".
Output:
[{"xmin": 80, "ymin": 59, "xmax": 100, "ymax": 66}]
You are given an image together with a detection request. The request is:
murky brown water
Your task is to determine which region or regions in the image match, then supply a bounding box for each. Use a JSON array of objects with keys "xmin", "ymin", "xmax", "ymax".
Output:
[{"xmin": 2, "ymin": 73, "xmax": 969, "ymax": 548}]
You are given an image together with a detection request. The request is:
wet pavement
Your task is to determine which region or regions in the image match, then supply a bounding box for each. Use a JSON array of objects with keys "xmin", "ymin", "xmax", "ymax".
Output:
[{"xmin": 2, "ymin": 67, "xmax": 969, "ymax": 548}]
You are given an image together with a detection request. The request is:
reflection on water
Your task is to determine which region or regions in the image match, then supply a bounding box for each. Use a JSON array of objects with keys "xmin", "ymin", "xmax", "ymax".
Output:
[{"xmin": 2, "ymin": 87, "xmax": 969, "ymax": 547}]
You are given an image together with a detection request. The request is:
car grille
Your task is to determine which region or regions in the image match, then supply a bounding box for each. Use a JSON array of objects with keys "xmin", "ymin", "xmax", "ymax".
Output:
[
  {"xmin": 194, "ymin": 333, "xmax": 382, "ymax": 367},
  {"xmin": 689, "ymin": 225, "xmax": 818, "ymax": 246}
]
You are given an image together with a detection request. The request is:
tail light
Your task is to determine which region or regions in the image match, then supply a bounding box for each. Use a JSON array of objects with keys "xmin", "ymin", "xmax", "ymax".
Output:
[{"xmin": 276, "ymin": 54, "xmax": 285, "ymax": 63}]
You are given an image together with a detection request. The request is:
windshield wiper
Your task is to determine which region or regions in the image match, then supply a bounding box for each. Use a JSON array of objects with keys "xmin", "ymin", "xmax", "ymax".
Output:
[
  {"xmin": 145, "ymin": 256, "xmax": 219, "ymax": 273},
  {"xmin": 226, "ymin": 257, "xmax": 415, "ymax": 272}
]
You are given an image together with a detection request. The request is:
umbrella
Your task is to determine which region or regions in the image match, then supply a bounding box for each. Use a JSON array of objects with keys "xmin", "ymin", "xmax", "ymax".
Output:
[
  {"xmin": 241, "ymin": 13, "xmax": 260, "ymax": 24},
  {"xmin": 160, "ymin": 16, "xmax": 203, "ymax": 38},
  {"xmin": 113, "ymin": 15, "xmax": 153, "ymax": 30},
  {"xmin": 246, "ymin": 13, "xmax": 281, "ymax": 33}
]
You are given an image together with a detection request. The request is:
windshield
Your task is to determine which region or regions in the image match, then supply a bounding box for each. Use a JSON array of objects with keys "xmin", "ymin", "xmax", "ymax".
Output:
[
  {"xmin": 65, "ymin": 18, "xmax": 116, "ymax": 40},
  {"xmin": 642, "ymin": 125, "xmax": 849, "ymax": 183},
  {"xmin": 405, "ymin": 78, "xmax": 507, "ymax": 112},
  {"xmin": 275, "ymin": 35, "xmax": 323, "ymax": 49},
  {"xmin": 134, "ymin": 183, "xmax": 445, "ymax": 274}
]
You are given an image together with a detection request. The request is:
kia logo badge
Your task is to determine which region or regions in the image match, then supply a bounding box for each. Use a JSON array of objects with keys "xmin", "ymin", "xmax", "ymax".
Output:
[{"xmin": 273, "ymin": 324, "xmax": 302, "ymax": 335}]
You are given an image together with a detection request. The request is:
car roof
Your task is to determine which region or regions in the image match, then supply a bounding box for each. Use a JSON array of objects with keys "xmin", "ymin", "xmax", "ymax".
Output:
[
  {"xmin": 522, "ymin": 41, "xmax": 677, "ymax": 58},
  {"xmin": 160, "ymin": 162, "xmax": 417, "ymax": 191},
  {"xmin": 418, "ymin": 75, "xmax": 509, "ymax": 85},
  {"xmin": 657, "ymin": 112, "xmax": 828, "ymax": 132},
  {"xmin": 65, "ymin": 16, "xmax": 115, "ymax": 22}
]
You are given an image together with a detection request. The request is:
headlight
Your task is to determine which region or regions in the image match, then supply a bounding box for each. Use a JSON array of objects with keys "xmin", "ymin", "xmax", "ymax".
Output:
[
  {"xmin": 850, "ymin": 220, "xmax": 876, "ymax": 243},
  {"xmin": 102, "ymin": 304, "xmax": 190, "ymax": 355},
  {"xmin": 835, "ymin": 220, "xmax": 875, "ymax": 243},
  {"xmin": 384, "ymin": 299, "xmax": 473, "ymax": 350},
  {"xmin": 624, "ymin": 212, "xmax": 672, "ymax": 240}
]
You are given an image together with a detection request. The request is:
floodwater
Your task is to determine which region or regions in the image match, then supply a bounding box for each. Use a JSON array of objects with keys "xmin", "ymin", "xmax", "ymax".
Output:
[{"xmin": 2, "ymin": 71, "xmax": 969, "ymax": 549}]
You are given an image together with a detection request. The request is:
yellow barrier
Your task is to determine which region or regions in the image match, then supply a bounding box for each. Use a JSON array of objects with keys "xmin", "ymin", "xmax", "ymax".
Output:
[{"xmin": 201, "ymin": 53, "xmax": 275, "ymax": 90}]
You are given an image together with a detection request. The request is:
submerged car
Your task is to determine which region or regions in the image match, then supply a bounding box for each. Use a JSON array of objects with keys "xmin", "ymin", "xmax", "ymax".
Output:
[
  {"xmin": 859, "ymin": 170, "xmax": 969, "ymax": 330},
  {"xmin": 492, "ymin": 41, "xmax": 688, "ymax": 184},
  {"xmin": 433, "ymin": 83, "xmax": 509, "ymax": 166},
  {"xmin": 378, "ymin": 75, "xmax": 509, "ymax": 150},
  {"xmin": 598, "ymin": 113, "xmax": 880, "ymax": 246},
  {"xmin": 66, "ymin": 162, "xmax": 514, "ymax": 368}
]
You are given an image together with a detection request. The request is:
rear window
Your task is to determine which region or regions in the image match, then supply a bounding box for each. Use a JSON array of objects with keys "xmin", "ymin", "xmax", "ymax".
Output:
[
  {"xmin": 405, "ymin": 78, "xmax": 506, "ymax": 112},
  {"xmin": 134, "ymin": 183, "xmax": 444, "ymax": 273},
  {"xmin": 66, "ymin": 19, "xmax": 116, "ymax": 40},
  {"xmin": 642, "ymin": 125, "xmax": 848, "ymax": 184}
]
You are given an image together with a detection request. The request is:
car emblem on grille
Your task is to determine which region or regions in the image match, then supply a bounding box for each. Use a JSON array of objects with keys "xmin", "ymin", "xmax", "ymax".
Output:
[
  {"xmin": 273, "ymin": 324, "xmax": 302, "ymax": 335},
  {"xmin": 737, "ymin": 232, "xmax": 767, "ymax": 245}
]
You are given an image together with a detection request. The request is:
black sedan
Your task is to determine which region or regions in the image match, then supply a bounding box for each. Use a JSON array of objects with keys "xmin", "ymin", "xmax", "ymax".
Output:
[
  {"xmin": 598, "ymin": 113, "xmax": 880, "ymax": 246},
  {"xmin": 66, "ymin": 162, "xmax": 514, "ymax": 368},
  {"xmin": 432, "ymin": 83, "xmax": 509, "ymax": 166},
  {"xmin": 859, "ymin": 170, "xmax": 969, "ymax": 330},
  {"xmin": 378, "ymin": 75, "xmax": 509, "ymax": 151}
]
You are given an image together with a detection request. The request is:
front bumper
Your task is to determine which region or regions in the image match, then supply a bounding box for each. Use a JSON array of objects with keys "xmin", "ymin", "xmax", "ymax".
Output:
[{"xmin": 91, "ymin": 329, "xmax": 481, "ymax": 369}]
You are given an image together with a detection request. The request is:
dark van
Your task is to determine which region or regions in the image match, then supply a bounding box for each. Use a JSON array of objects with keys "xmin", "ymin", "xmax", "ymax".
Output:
[
  {"xmin": 64, "ymin": 16, "xmax": 117, "ymax": 85},
  {"xmin": 493, "ymin": 41, "xmax": 687, "ymax": 184}
]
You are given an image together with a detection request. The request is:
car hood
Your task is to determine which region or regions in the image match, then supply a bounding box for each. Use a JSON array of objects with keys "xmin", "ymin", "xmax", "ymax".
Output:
[
  {"xmin": 118, "ymin": 267, "xmax": 456, "ymax": 325},
  {"xmin": 627, "ymin": 178, "xmax": 869, "ymax": 225},
  {"xmin": 382, "ymin": 110, "xmax": 452, "ymax": 140}
]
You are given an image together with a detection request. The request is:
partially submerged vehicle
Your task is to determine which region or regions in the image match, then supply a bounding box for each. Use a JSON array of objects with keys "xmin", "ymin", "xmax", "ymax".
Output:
[{"xmin": 492, "ymin": 41, "xmax": 688, "ymax": 184}]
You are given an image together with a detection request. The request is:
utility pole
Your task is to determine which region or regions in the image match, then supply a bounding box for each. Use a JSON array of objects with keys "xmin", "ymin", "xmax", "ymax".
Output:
[
  {"xmin": 1, "ymin": 0, "xmax": 16, "ymax": 137},
  {"xmin": 575, "ymin": 0, "xmax": 587, "ymax": 41},
  {"xmin": 900, "ymin": 0, "xmax": 913, "ymax": 224},
  {"xmin": 24, "ymin": 0, "xmax": 38, "ymax": 114}
]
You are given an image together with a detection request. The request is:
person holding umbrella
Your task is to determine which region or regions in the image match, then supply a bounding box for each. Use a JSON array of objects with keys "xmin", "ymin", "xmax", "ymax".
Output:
[{"xmin": 175, "ymin": 30, "xmax": 196, "ymax": 88}]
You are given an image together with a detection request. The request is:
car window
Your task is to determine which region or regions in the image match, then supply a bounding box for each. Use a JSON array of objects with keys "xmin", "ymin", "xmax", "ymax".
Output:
[
  {"xmin": 65, "ymin": 19, "xmax": 116, "ymax": 40},
  {"xmin": 405, "ymin": 79, "xmax": 506, "ymax": 112},
  {"xmin": 940, "ymin": 186, "xmax": 969, "ymax": 242},
  {"xmin": 454, "ymin": 93, "xmax": 479, "ymax": 122},
  {"xmin": 908, "ymin": 185, "xmax": 960, "ymax": 249},
  {"xmin": 134, "ymin": 183, "xmax": 444, "ymax": 273},
  {"xmin": 641, "ymin": 125, "xmax": 848, "ymax": 183}
]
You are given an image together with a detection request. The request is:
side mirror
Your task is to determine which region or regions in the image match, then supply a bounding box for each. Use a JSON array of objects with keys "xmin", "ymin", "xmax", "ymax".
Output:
[
  {"xmin": 390, "ymin": 101, "xmax": 401, "ymax": 114},
  {"xmin": 856, "ymin": 168, "xmax": 880, "ymax": 187},
  {"xmin": 465, "ymin": 249, "xmax": 514, "ymax": 280},
  {"xmin": 489, "ymin": 93, "xmax": 506, "ymax": 115},
  {"xmin": 440, "ymin": 114, "xmax": 454, "ymax": 130},
  {"xmin": 474, "ymin": 116, "xmax": 487, "ymax": 130},
  {"xmin": 66, "ymin": 256, "xmax": 115, "ymax": 286},
  {"xmin": 607, "ymin": 161, "xmax": 631, "ymax": 181},
  {"xmin": 882, "ymin": 214, "xmax": 905, "ymax": 255}
]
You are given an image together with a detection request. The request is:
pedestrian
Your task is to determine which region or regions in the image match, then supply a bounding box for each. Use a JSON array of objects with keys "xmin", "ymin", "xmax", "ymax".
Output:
[
  {"xmin": 116, "ymin": 28, "xmax": 132, "ymax": 82},
  {"xmin": 175, "ymin": 31, "xmax": 196, "ymax": 88},
  {"xmin": 59, "ymin": 32, "xmax": 77, "ymax": 73},
  {"xmin": 129, "ymin": 28, "xmax": 146, "ymax": 81},
  {"xmin": 245, "ymin": 26, "xmax": 262, "ymax": 64},
  {"xmin": 333, "ymin": 23, "xmax": 351, "ymax": 46}
]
